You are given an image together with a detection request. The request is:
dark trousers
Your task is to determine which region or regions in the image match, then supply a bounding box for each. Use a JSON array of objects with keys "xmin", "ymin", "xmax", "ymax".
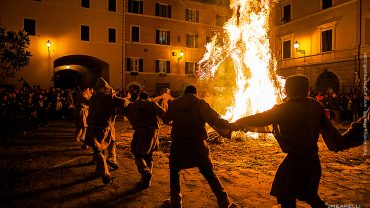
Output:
[{"xmin": 169, "ymin": 167, "xmax": 230, "ymax": 208}]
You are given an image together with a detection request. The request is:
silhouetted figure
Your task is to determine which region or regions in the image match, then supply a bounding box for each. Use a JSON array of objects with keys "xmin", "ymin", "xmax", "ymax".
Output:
[
  {"xmin": 162, "ymin": 85, "xmax": 236, "ymax": 208},
  {"xmin": 232, "ymin": 75, "xmax": 344, "ymax": 208},
  {"xmin": 125, "ymin": 91, "xmax": 165, "ymax": 189},
  {"xmin": 85, "ymin": 77, "xmax": 128, "ymax": 184}
]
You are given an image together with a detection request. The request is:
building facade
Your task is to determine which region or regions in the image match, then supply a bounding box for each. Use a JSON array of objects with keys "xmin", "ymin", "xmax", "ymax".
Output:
[
  {"xmin": 271, "ymin": 0, "xmax": 370, "ymax": 94},
  {"xmin": 124, "ymin": 0, "xmax": 230, "ymax": 93},
  {"xmin": 0, "ymin": 0, "xmax": 231, "ymax": 93}
]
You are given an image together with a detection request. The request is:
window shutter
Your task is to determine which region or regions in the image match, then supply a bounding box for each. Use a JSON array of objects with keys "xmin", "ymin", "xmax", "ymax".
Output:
[
  {"xmin": 168, "ymin": 5, "xmax": 171, "ymax": 18},
  {"xmin": 167, "ymin": 31, "xmax": 170, "ymax": 45},
  {"xmin": 156, "ymin": 60, "xmax": 160, "ymax": 72},
  {"xmin": 155, "ymin": 3, "xmax": 159, "ymax": 16},
  {"xmin": 126, "ymin": 58, "xmax": 131, "ymax": 71},
  {"xmin": 166, "ymin": 61, "xmax": 171, "ymax": 73},
  {"xmin": 139, "ymin": 59, "xmax": 144, "ymax": 72},
  {"xmin": 140, "ymin": 1, "xmax": 143, "ymax": 14},
  {"xmin": 186, "ymin": 34, "xmax": 189, "ymax": 47},
  {"xmin": 185, "ymin": 9, "xmax": 189, "ymax": 21},
  {"xmin": 185, "ymin": 62, "xmax": 189, "ymax": 74},
  {"xmin": 196, "ymin": 10, "xmax": 199, "ymax": 23},
  {"xmin": 128, "ymin": 0, "xmax": 132, "ymax": 12},
  {"xmin": 156, "ymin": 30, "xmax": 160, "ymax": 44},
  {"xmin": 195, "ymin": 35, "xmax": 199, "ymax": 48}
]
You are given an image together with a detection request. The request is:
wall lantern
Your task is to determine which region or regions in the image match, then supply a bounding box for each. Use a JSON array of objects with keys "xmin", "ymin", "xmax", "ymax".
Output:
[
  {"xmin": 46, "ymin": 40, "xmax": 51, "ymax": 48},
  {"xmin": 293, "ymin": 41, "xmax": 305, "ymax": 55},
  {"xmin": 178, "ymin": 50, "xmax": 184, "ymax": 61}
]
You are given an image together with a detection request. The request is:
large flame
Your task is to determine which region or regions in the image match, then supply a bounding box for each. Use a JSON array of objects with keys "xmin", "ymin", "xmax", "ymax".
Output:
[{"xmin": 199, "ymin": 0, "xmax": 284, "ymax": 125}]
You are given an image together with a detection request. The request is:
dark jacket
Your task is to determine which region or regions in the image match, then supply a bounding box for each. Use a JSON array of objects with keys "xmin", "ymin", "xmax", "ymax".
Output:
[
  {"xmin": 126, "ymin": 99, "xmax": 165, "ymax": 155},
  {"xmin": 163, "ymin": 93, "xmax": 230, "ymax": 170}
]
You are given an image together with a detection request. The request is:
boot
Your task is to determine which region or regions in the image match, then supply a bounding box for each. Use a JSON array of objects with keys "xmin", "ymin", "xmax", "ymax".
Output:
[
  {"xmin": 168, "ymin": 182, "xmax": 182, "ymax": 208},
  {"xmin": 141, "ymin": 172, "xmax": 152, "ymax": 189},
  {"xmin": 101, "ymin": 174, "xmax": 113, "ymax": 185}
]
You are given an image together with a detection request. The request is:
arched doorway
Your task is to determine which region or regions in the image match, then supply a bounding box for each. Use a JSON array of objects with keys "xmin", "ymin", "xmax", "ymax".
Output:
[
  {"xmin": 54, "ymin": 70, "xmax": 82, "ymax": 89},
  {"xmin": 315, "ymin": 70, "xmax": 340, "ymax": 93},
  {"xmin": 53, "ymin": 55, "xmax": 109, "ymax": 89}
]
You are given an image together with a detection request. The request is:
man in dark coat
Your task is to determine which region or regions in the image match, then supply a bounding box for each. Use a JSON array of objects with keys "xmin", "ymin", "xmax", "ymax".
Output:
[
  {"xmin": 125, "ymin": 91, "xmax": 166, "ymax": 188},
  {"xmin": 232, "ymin": 75, "xmax": 344, "ymax": 208},
  {"xmin": 162, "ymin": 85, "xmax": 236, "ymax": 208},
  {"xmin": 85, "ymin": 77, "xmax": 128, "ymax": 184}
]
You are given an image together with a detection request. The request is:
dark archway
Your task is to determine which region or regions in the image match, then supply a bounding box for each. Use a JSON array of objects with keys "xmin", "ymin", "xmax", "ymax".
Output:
[
  {"xmin": 54, "ymin": 70, "xmax": 82, "ymax": 89},
  {"xmin": 315, "ymin": 70, "xmax": 340, "ymax": 93},
  {"xmin": 53, "ymin": 55, "xmax": 109, "ymax": 89}
]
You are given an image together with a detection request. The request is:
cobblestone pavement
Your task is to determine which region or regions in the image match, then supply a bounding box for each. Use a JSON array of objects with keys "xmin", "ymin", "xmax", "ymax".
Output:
[{"xmin": 0, "ymin": 119, "xmax": 369, "ymax": 208}]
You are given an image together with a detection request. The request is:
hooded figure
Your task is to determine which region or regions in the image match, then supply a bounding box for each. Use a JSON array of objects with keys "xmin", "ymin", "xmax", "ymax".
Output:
[
  {"xmin": 85, "ymin": 77, "xmax": 128, "ymax": 184},
  {"xmin": 162, "ymin": 85, "xmax": 236, "ymax": 208},
  {"xmin": 125, "ymin": 91, "xmax": 166, "ymax": 188},
  {"xmin": 232, "ymin": 75, "xmax": 344, "ymax": 208}
]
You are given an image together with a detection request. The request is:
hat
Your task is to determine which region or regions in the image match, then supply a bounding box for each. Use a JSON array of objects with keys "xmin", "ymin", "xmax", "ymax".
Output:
[
  {"xmin": 285, "ymin": 75, "xmax": 309, "ymax": 99},
  {"xmin": 94, "ymin": 77, "xmax": 112, "ymax": 92}
]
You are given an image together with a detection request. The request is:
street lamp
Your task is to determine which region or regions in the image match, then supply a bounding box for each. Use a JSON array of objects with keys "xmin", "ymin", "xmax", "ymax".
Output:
[
  {"xmin": 294, "ymin": 41, "xmax": 305, "ymax": 55},
  {"xmin": 46, "ymin": 40, "xmax": 52, "ymax": 84}
]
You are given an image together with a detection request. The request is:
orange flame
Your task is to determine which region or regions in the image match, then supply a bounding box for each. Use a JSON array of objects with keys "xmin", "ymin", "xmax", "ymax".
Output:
[{"xmin": 199, "ymin": 0, "xmax": 285, "ymax": 126}]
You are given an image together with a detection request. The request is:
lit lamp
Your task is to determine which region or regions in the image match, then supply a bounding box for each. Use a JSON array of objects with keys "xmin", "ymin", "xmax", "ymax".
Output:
[
  {"xmin": 293, "ymin": 41, "xmax": 305, "ymax": 55},
  {"xmin": 178, "ymin": 50, "xmax": 184, "ymax": 61},
  {"xmin": 46, "ymin": 40, "xmax": 51, "ymax": 54},
  {"xmin": 46, "ymin": 40, "xmax": 52, "ymax": 84}
]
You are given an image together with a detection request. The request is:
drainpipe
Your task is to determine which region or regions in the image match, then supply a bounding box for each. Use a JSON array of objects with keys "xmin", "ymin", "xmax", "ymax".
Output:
[{"xmin": 121, "ymin": 0, "xmax": 126, "ymax": 90}]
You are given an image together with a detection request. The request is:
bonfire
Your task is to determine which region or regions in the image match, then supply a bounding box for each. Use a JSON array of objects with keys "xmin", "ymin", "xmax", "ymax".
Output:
[{"xmin": 198, "ymin": 0, "xmax": 285, "ymax": 139}]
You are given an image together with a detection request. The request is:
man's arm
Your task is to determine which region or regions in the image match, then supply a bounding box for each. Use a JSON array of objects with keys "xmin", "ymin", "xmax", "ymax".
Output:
[{"xmin": 232, "ymin": 107, "xmax": 278, "ymax": 131}]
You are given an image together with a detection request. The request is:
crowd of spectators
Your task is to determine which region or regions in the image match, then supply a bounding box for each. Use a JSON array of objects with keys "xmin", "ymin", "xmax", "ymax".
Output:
[
  {"xmin": 0, "ymin": 83, "xmax": 163, "ymax": 141},
  {"xmin": 0, "ymin": 84, "xmax": 77, "ymax": 140},
  {"xmin": 1, "ymin": 81, "xmax": 369, "ymax": 141},
  {"xmin": 310, "ymin": 89, "xmax": 368, "ymax": 124}
]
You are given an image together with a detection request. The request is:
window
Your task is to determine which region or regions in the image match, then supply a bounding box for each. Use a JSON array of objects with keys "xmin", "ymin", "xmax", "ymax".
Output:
[
  {"xmin": 185, "ymin": 62, "xmax": 198, "ymax": 75},
  {"xmin": 155, "ymin": 60, "xmax": 170, "ymax": 73},
  {"xmin": 206, "ymin": 36, "xmax": 211, "ymax": 43},
  {"xmin": 131, "ymin": 26, "xmax": 140, "ymax": 42},
  {"xmin": 24, "ymin": 19, "xmax": 36, "ymax": 36},
  {"xmin": 108, "ymin": 28, "xmax": 116, "ymax": 43},
  {"xmin": 216, "ymin": 15, "xmax": 227, "ymax": 26},
  {"xmin": 282, "ymin": 4, "xmax": 291, "ymax": 23},
  {"xmin": 186, "ymin": 34, "xmax": 199, "ymax": 48},
  {"xmin": 128, "ymin": 0, "xmax": 143, "ymax": 14},
  {"xmin": 81, "ymin": 0, "xmax": 89, "ymax": 8},
  {"xmin": 186, "ymin": 9, "xmax": 199, "ymax": 23},
  {"xmin": 156, "ymin": 30, "xmax": 170, "ymax": 45},
  {"xmin": 155, "ymin": 3, "xmax": 171, "ymax": 18},
  {"xmin": 321, "ymin": 29, "xmax": 332, "ymax": 52},
  {"xmin": 108, "ymin": 0, "xmax": 116, "ymax": 12},
  {"xmin": 322, "ymin": 0, "xmax": 332, "ymax": 10},
  {"xmin": 126, "ymin": 58, "xmax": 143, "ymax": 72},
  {"xmin": 282, "ymin": 40, "xmax": 291, "ymax": 59},
  {"xmin": 81, "ymin": 25, "xmax": 89, "ymax": 41}
]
